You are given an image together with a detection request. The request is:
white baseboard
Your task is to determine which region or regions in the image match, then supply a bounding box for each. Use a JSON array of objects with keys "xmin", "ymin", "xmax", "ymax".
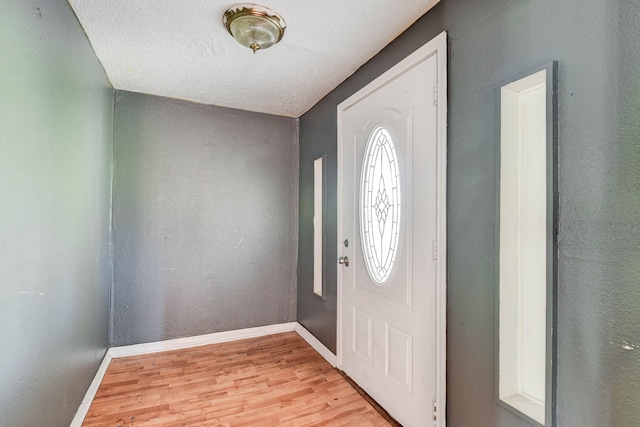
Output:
[
  {"xmin": 294, "ymin": 323, "xmax": 337, "ymax": 367},
  {"xmin": 108, "ymin": 322, "xmax": 297, "ymax": 358},
  {"xmin": 69, "ymin": 351, "xmax": 113, "ymax": 427},
  {"xmin": 69, "ymin": 321, "xmax": 335, "ymax": 426}
]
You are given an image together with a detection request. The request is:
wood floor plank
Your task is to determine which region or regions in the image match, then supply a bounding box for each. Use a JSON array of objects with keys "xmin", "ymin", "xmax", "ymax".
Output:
[{"xmin": 83, "ymin": 332, "xmax": 396, "ymax": 426}]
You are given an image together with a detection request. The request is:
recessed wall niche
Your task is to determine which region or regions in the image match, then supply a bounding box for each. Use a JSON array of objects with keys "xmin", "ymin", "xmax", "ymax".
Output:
[
  {"xmin": 497, "ymin": 63, "xmax": 558, "ymax": 426},
  {"xmin": 313, "ymin": 156, "xmax": 326, "ymax": 297}
]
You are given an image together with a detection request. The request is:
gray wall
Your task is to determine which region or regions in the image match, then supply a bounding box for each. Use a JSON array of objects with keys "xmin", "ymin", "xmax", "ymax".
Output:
[
  {"xmin": 298, "ymin": 0, "xmax": 640, "ymax": 425},
  {"xmin": 0, "ymin": 1, "xmax": 114, "ymax": 426},
  {"xmin": 297, "ymin": 103, "xmax": 339, "ymax": 353},
  {"xmin": 112, "ymin": 92, "xmax": 298, "ymax": 346}
]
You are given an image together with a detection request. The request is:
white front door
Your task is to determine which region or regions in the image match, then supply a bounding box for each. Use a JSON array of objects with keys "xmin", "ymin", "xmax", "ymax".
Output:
[{"xmin": 337, "ymin": 33, "xmax": 447, "ymax": 427}]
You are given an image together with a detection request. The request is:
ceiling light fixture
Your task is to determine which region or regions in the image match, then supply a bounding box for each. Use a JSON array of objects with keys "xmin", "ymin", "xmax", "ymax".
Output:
[{"xmin": 223, "ymin": 4, "xmax": 286, "ymax": 54}]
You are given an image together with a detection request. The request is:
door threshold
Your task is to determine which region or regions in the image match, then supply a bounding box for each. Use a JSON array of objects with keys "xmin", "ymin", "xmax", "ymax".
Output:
[{"xmin": 338, "ymin": 370, "xmax": 403, "ymax": 426}]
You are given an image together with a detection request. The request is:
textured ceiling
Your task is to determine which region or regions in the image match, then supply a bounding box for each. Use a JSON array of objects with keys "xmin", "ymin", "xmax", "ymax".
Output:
[{"xmin": 69, "ymin": 0, "xmax": 441, "ymax": 117}]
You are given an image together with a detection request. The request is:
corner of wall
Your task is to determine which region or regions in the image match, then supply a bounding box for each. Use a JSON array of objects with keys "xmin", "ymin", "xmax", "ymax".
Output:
[
  {"xmin": 291, "ymin": 117, "xmax": 301, "ymax": 320},
  {"xmin": 108, "ymin": 89, "xmax": 117, "ymax": 346}
]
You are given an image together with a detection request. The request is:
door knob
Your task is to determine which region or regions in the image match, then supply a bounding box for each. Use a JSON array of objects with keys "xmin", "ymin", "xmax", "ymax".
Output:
[{"xmin": 338, "ymin": 256, "xmax": 349, "ymax": 267}]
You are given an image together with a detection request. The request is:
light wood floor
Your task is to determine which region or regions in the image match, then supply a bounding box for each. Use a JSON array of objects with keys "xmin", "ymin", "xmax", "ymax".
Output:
[{"xmin": 83, "ymin": 332, "xmax": 397, "ymax": 426}]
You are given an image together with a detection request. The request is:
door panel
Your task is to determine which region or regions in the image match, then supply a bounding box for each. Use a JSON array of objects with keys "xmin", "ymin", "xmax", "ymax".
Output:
[
  {"xmin": 338, "ymin": 33, "xmax": 447, "ymax": 427},
  {"xmin": 353, "ymin": 307, "xmax": 373, "ymax": 362},
  {"xmin": 386, "ymin": 322, "xmax": 413, "ymax": 390}
]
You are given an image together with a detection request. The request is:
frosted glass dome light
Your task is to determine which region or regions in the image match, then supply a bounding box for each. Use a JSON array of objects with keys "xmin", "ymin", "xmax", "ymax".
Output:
[{"xmin": 223, "ymin": 4, "xmax": 286, "ymax": 54}]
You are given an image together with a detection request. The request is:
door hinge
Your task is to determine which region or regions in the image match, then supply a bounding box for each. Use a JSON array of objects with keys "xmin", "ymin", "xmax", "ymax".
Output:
[
  {"xmin": 433, "ymin": 84, "xmax": 438, "ymax": 106},
  {"xmin": 432, "ymin": 241, "xmax": 438, "ymax": 262},
  {"xmin": 433, "ymin": 401, "xmax": 438, "ymax": 422}
]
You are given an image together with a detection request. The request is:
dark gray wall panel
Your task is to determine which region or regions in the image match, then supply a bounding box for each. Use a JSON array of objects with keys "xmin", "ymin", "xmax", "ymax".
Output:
[
  {"xmin": 0, "ymin": 1, "xmax": 114, "ymax": 425},
  {"xmin": 112, "ymin": 92, "xmax": 298, "ymax": 346},
  {"xmin": 297, "ymin": 0, "xmax": 640, "ymax": 425},
  {"xmin": 297, "ymin": 103, "xmax": 339, "ymax": 353}
]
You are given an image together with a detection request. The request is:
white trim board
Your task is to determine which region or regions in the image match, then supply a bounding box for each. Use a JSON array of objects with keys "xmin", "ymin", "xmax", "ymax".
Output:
[
  {"xmin": 108, "ymin": 322, "xmax": 297, "ymax": 358},
  {"xmin": 69, "ymin": 322, "xmax": 336, "ymax": 426},
  {"xmin": 295, "ymin": 323, "xmax": 337, "ymax": 367},
  {"xmin": 69, "ymin": 351, "xmax": 113, "ymax": 427}
]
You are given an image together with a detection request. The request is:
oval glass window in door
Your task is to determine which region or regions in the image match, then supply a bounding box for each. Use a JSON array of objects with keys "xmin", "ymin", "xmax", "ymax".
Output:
[{"xmin": 360, "ymin": 126, "xmax": 401, "ymax": 285}]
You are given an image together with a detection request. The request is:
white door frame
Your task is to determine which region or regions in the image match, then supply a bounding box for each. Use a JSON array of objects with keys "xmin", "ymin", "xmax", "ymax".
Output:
[{"xmin": 336, "ymin": 31, "xmax": 447, "ymax": 426}]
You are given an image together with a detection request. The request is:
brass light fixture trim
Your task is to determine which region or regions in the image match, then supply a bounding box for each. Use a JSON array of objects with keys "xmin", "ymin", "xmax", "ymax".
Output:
[{"xmin": 223, "ymin": 4, "xmax": 286, "ymax": 54}]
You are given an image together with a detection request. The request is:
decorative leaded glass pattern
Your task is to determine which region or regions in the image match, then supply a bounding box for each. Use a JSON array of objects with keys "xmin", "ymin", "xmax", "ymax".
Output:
[{"xmin": 360, "ymin": 126, "xmax": 401, "ymax": 285}]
